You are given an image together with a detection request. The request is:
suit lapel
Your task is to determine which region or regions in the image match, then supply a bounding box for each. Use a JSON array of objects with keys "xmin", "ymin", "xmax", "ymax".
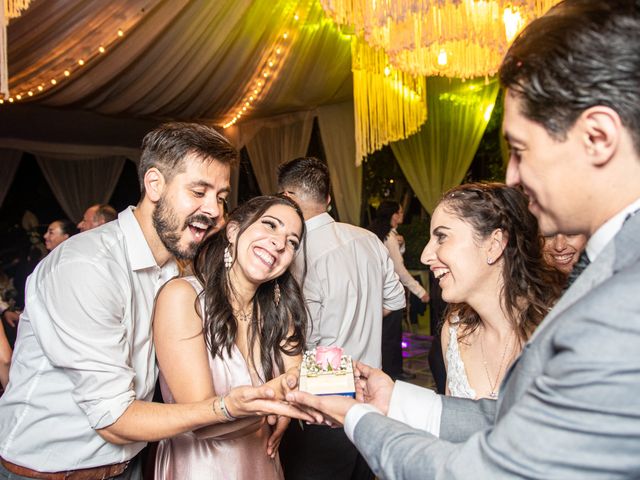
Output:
[{"xmin": 502, "ymin": 212, "xmax": 640, "ymax": 387}]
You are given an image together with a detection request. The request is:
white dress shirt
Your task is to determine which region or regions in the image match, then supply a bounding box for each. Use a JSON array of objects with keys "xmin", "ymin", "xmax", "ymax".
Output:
[
  {"xmin": 293, "ymin": 213, "xmax": 405, "ymax": 368},
  {"xmin": 0, "ymin": 207, "xmax": 177, "ymax": 471},
  {"xmin": 345, "ymin": 197, "xmax": 640, "ymax": 443}
]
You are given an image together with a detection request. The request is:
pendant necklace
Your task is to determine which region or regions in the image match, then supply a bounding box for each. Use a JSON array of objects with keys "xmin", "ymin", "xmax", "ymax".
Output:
[{"xmin": 480, "ymin": 328, "xmax": 514, "ymax": 399}]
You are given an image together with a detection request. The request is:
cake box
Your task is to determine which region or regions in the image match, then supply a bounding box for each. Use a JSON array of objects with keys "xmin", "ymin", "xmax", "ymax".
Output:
[{"xmin": 298, "ymin": 346, "xmax": 356, "ymax": 397}]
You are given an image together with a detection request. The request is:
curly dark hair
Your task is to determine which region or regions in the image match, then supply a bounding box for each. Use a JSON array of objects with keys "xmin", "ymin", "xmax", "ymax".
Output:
[
  {"xmin": 440, "ymin": 183, "xmax": 564, "ymax": 343},
  {"xmin": 499, "ymin": 0, "xmax": 640, "ymax": 153},
  {"xmin": 368, "ymin": 200, "xmax": 401, "ymax": 243},
  {"xmin": 193, "ymin": 195, "xmax": 307, "ymax": 382}
]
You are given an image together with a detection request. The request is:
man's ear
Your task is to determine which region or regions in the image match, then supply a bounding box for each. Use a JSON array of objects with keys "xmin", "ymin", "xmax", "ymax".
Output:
[
  {"xmin": 326, "ymin": 194, "xmax": 332, "ymax": 208},
  {"xmin": 144, "ymin": 168, "xmax": 165, "ymax": 203},
  {"xmin": 487, "ymin": 228, "xmax": 508, "ymax": 264},
  {"xmin": 226, "ymin": 221, "xmax": 239, "ymax": 245},
  {"xmin": 580, "ymin": 106, "xmax": 621, "ymax": 167}
]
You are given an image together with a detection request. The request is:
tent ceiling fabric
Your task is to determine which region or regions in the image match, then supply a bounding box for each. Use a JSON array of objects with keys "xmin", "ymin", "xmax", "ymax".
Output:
[{"xmin": 6, "ymin": 0, "xmax": 353, "ymax": 124}]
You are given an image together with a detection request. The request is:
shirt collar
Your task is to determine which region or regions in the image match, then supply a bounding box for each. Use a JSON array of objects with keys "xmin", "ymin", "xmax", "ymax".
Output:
[
  {"xmin": 119, "ymin": 206, "xmax": 176, "ymax": 273},
  {"xmin": 586, "ymin": 197, "xmax": 640, "ymax": 261},
  {"xmin": 305, "ymin": 212, "xmax": 335, "ymax": 232}
]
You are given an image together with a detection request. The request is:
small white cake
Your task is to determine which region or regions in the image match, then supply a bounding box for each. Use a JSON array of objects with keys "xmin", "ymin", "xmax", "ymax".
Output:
[{"xmin": 299, "ymin": 348, "xmax": 356, "ymax": 397}]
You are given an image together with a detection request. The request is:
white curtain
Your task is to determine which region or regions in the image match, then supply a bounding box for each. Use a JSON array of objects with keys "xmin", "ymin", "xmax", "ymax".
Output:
[
  {"xmin": 0, "ymin": 149, "xmax": 22, "ymax": 208},
  {"xmin": 245, "ymin": 111, "xmax": 314, "ymax": 195},
  {"xmin": 316, "ymin": 102, "xmax": 362, "ymax": 225},
  {"xmin": 6, "ymin": 1, "xmax": 351, "ymax": 124},
  {"xmin": 36, "ymin": 155, "xmax": 126, "ymax": 222}
]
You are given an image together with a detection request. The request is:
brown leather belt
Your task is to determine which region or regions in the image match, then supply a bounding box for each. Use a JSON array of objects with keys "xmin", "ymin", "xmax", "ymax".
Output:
[{"xmin": 1, "ymin": 457, "xmax": 129, "ymax": 480}]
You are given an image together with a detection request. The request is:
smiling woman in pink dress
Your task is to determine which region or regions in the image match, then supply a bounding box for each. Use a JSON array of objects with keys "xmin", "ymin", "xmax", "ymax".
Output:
[
  {"xmin": 153, "ymin": 195, "xmax": 308, "ymax": 479},
  {"xmin": 421, "ymin": 183, "xmax": 563, "ymax": 400}
]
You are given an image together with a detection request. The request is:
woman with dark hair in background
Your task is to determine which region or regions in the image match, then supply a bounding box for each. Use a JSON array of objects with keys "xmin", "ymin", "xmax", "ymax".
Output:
[
  {"xmin": 422, "ymin": 183, "xmax": 563, "ymax": 399},
  {"xmin": 153, "ymin": 195, "xmax": 307, "ymax": 479},
  {"xmin": 369, "ymin": 200, "xmax": 428, "ymax": 381},
  {"xmin": 43, "ymin": 219, "xmax": 77, "ymax": 251},
  {"xmin": 543, "ymin": 233, "xmax": 587, "ymax": 276}
]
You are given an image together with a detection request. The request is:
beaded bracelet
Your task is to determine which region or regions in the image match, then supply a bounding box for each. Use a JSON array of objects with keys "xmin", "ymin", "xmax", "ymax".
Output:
[{"xmin": 219, "ymin": 394, "xmax": 236, "ymax": 421}]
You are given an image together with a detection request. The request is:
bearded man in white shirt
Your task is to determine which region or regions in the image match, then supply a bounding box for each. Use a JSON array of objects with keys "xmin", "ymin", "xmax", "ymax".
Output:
[
  {"xmin": 284, "ymin": 2, "xmax": 640, "ymax": 479},
  {"xmin": 0, "ymin": 123, "xmax": 307, "ymax": 480},
  {"xmin": 277, "ymin": 157, "xmax": 406, "ymax": 480}
]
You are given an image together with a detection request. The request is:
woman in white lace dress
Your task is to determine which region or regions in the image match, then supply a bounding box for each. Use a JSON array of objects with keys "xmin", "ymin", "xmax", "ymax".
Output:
[{"xmin": 421, "ymin": 183, "xmax": 564, "ymax": 399}]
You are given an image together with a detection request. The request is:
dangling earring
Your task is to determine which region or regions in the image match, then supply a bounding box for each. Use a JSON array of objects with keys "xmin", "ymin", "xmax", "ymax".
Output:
[
  {"xmin": 224, "ymin": 245, "xmax": 233, "ymax": 269},
  {"xmin": 273, "ymin": 281, "xmax": 281, "ymax": 307}
]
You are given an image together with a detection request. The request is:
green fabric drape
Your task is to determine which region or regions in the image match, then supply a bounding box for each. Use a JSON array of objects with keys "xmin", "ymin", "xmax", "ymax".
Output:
[{"xmin": 391, "ymin": 77, "xmax": 500, "ymax": 214}]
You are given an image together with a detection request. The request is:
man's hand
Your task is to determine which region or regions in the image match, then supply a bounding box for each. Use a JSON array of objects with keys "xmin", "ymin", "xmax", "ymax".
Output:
[
  {"xmin": 354, "ymin": 361, "xmax": 394, "ymax": 415},
  {"xmin": 420, "ymin": 292, "xmax": 430, "ymax": 303},
  {"xmin": 285, "ymin": 391, "xmax": 358, "ymax": 427},
  {"xmin": 266, "ymin": 415, "xmax": 290, "ymax": 458},
  {"xmin": 224, "ymin": 383, "xmax": 314, "ymax": 423}
]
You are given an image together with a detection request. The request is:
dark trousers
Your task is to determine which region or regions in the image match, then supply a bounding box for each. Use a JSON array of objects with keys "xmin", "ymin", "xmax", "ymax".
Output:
[
  {"xmin": 428, "ymin": 271, "xmax": 447, "ymax": 394},
  {"xmin": 381, "ymin": 309, "xmax": 404, "ymax": 378},
  {"xmin": 279, "ymin": 420, "xmax": 373, "ymax": 480}
]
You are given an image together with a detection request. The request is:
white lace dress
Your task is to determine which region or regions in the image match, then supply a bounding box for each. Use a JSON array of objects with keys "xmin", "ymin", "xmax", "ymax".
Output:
[{"xmin": 445, "ymin": 324, "xmax": 477, "ymax": 399}]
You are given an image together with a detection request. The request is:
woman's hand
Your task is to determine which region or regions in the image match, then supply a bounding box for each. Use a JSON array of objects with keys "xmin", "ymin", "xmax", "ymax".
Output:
[
  {"xmin": 266, "ymin": 415, "xmax": 290, "ymax": 458},
  {"xmin": 264, "ymin": 365, "xmax": 300, "ymax": 400}
]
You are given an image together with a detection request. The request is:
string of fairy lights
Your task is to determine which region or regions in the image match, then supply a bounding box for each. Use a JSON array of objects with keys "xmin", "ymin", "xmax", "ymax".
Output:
[
  {"xmin": 222, "ymin": 4, "xmax": 310, "ymax": 129},
  {"xmin": 0, "ymin": 27, "xmax": 126, "ymax": 105},
  {"xmin": 3, "ymin": 0, "xmax": 309, "ymax": 127}
]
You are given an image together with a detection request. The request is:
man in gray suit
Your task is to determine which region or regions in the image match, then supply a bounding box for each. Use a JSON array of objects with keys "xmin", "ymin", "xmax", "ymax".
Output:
[{"xmin": 286, "ymin": 1, "xmax": 640, "ymax": 478}]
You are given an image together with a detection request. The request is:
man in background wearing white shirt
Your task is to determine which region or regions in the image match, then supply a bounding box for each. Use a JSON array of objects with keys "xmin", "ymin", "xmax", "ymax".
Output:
[
  {"xmin": 285, "ymin": 2, "xmax": 640, "ymax": 478},
  {"xmin": 277, "ymin": 157, "xmax": 405, "ymax": 480},
  {"xmin": 0, "ymin": 123, "xmax": 305, "ymax": 480}
]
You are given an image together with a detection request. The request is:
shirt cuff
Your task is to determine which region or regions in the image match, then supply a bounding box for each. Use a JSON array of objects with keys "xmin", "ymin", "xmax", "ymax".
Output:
[
  {"xmin": 387, "ymin": 381, "xmax": 442, "ymax": 437},
  {"xmin": 344, "ymin": 403, "xmax": 382, "ymax": 442}
]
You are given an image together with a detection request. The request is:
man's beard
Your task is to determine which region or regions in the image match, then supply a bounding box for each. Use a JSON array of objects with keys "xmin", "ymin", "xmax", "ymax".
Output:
[{"xmin": 152, "ymin": 195, "xmax": 216, "ymax": 260}]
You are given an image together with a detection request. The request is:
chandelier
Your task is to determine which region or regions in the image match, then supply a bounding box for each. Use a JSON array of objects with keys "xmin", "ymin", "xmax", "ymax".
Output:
[
  {"xmin": 321, "ymin": 0, "xmax": 560, "ymax": 79},
  {"xmin": 321, "ymin": 0, "xmax": 560, "ymax": 162}
]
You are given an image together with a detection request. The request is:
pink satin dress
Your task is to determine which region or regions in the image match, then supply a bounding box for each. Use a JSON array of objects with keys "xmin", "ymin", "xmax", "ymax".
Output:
[{"xmin": 154, "ymin": 277, "xmax": 283, "ymax": 480}]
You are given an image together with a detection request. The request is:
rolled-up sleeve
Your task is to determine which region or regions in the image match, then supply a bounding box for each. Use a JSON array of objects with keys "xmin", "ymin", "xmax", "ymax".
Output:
[
  {"xmin": 380, "ymin": 245, "xmax": 406, "ymax": 312},
  {"xmin": 28, "ymin": 259, "xmax": 135, "ymax": 429}
]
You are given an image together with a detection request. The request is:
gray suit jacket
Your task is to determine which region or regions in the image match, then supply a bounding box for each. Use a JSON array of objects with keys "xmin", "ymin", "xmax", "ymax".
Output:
[{"xmin": 353, "ymin": 211, "xmax": 640, "ymax": 479}]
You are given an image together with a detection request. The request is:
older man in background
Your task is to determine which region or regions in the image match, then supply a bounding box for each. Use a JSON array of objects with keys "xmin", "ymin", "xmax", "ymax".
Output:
[{"xmin": 78, "ymin": 203, "xmax": 118, "ymax": 232}]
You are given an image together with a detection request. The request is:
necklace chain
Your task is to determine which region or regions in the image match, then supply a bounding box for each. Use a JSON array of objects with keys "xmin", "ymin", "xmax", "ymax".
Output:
[
  {"xmin": 233, "ymin": 303, "xmax": 253, "ymax": 322},
  {"xmin": 479, "ymin": 328, "xmax": 515, "ymax": 399}
]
